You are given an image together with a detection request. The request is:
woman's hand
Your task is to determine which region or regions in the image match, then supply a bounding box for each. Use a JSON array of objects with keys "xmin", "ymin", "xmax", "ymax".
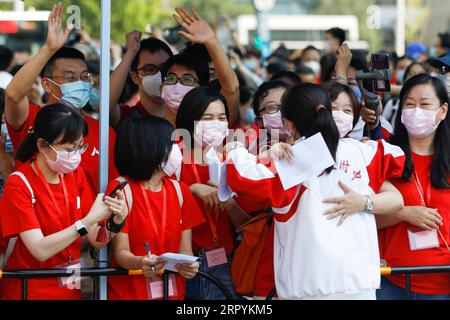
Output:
[
  {"xmin": 142, "ymin": 256, "xmax": 166, "ymax": 278},
  {"xmin": 334, "ymin": 43, "xmax": 352, "ymax": 81},
  {"xmin": 103, "ymin": 190, "xmax": 128, "ymax": 225},
  {"xmin": 398, "ymin": 206, "xmax": 443, "ymax": 230},
  {"xmin": 190, "ymin": 183, "xmax": 222, "ymax": 212},
  {"xmin": 269, "ymin": 142, "xmax": 294, "ymax": 163},
  {"xmin": 322, "ymin": 181, "xmax": 367, "ymax": 227},
  {"xmin": 173, "ymin": 7, "xmax": 216, "ymax": 46},
  {"xmin": 175, "ymin": 262, "xmax": 200, "ymax": 279},
  {"xmin": 84, "ymin": 193, "xmax": 113, "ymax": 227}
]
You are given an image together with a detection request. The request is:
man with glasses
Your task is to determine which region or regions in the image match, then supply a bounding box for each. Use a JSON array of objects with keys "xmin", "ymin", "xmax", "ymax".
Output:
[
  {"xmin": 109, "ymin": 32, "xmax": 173, "ymax": 128},
  {"xmin": 430, "ymin": 52, "xmax": 450, "ymax": 97},
  {"xmin": 4, "ymin": 3, "xmax": 118, "ymax": 197}
]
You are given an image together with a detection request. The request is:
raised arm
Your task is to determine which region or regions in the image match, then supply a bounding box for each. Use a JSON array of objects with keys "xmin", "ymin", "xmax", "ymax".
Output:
[
  {"xmin": 109, "ymin": 30, "xmax": 142, "ymax": 127},
  {"xmin": 5, "ymin": 3, "xmax": 70, "ymax": 130},
  {"xmin": 173, "ymin": 7, "xmax": 240, "ymax": 126}
]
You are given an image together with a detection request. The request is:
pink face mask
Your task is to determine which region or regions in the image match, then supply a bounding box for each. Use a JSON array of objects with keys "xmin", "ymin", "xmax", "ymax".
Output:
[
  {"xmin": 401, "ymin": 107, "xmax": 441, "ymax": 138},
  {"xmin": 46, "ymin": 145, "xmax": 82, "ymax": 174},
  {"xmin": 262, "ymin": 111, "xmax": 290, "ymax": 139},
  {"xmin": 193, "ymin": 120, "xmax": 229, "ymax": 147},
  {"xmin": 161, "ymin": 83, "xmax": 195, "ymax": 114},
  {"xmin": 332, "ymin": 110, "xmax": 354, "ymax": 138},
  {"xmin": 162, "ymin": 144, "xmax": 183, "ymax": 177}
]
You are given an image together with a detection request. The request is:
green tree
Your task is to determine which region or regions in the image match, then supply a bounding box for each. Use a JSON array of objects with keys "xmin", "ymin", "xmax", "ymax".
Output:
[{"xmin": 18, "ymin": 0, "xmax": 161, "ymax": 43}]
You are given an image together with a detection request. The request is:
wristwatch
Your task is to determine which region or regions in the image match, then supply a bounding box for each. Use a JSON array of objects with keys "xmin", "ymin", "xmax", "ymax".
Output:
[
  {"xmin": 364, "ymin": 195, "xmax": 374, "ymax": 214},
  {"xmin": 75, "ymin": 220, "xmax": 88, "ymax": 237}
]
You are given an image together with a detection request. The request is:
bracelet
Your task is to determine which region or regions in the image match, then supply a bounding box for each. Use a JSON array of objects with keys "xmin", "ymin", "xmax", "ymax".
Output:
[
  {"xmin": 331, "ymin": 75, "xmax": 347, "ymax": 82},
  {"xmin": 106, "ymin": 215, "xmax": 126, "ymax": 233}
]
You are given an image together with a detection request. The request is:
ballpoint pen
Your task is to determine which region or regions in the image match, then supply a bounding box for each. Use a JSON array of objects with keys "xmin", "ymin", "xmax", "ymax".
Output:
[{"xmin": 144, "ymin": 242, "xmax": 155, "ymax": 271}]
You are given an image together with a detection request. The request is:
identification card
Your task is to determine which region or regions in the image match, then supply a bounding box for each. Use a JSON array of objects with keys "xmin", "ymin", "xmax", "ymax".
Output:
[
  {"xmin": 146, "ymin": 274, "xmax": 178, "ymax": 300},
  {"xmin": 205, "ymin": 247, "xmax": 228, "ymax": 268},
  {"xmin": 407, "ymin": 228, "xmax": 439, "ymax": 251}
]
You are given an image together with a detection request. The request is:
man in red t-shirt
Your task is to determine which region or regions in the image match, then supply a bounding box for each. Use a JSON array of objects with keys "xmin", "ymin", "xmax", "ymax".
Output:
[
  {"xmin": 109, "ymin": 32, "xmax": 173, "ymax": 129},
  {"xmin": 4, "ymin": 5, "xmax": 117, "ymax": 197}
]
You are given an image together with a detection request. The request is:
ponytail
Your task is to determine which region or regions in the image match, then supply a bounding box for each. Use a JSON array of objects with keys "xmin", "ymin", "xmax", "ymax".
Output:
[
  {"xmin": 282, "ymin": 83, "xmax": 339, "ymax": 173},
  {"xmin": 15, "ymin": 131, "xmax": 39, "ymax": 163}
]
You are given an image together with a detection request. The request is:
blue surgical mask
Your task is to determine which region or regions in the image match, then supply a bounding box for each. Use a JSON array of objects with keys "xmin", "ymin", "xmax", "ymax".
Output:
[
  {"xmin": 396, "ymin": 69, "xmax": 405, "ymax": 84},
  {"xmin": 429, "ymin": 46, "xmax": 437, "ymax": 58},
  {"xmin": 243, "ymin": 108, "xmax": 256, "ymax": 123},
  {"xmin": 88, "ymin": 88, "xmax": 100, "ymax": 110},
  {"xmin": 47, "ymin": 79, "xmax": 92, "ymax": 109},
  {"xmin": 244, "ymin": 59, "xmax": 258, "ymax": 72},
  {"xmin": 431, "ymin": 72, "xmax": 446, "ymax": 83},
  {"xmin": 1, "ymin": 123, "xmax": 13, "ymax": 153},
  {"xmin": 350, "ymin": 85, "xmax": 362, "ymax": 104}
]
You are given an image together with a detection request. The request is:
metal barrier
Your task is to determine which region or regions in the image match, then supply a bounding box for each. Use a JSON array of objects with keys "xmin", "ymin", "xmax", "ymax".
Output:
[
  {"xmin": 265, "ymin": 265, "xmax": 450, "ymax": 300},
  {"xmin": 0, "ymin": 268, "xmax": 234, "ymax": 300}
]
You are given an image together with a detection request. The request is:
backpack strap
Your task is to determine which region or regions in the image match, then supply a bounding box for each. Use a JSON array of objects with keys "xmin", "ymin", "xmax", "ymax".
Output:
[
  {"xmin": 116, "ymin": 177, "xmax": 132, "ymax": 213},
  {"xmin": 169, "ymin": 179, "xmax": 184, "ymax": 208},
  {"xmin": 10, "ymin": 172, "xmax": 35, "ymax": 205},
  {"xmin": 1, "ymin": 172, "xmax": 35, "ymax": 269}
]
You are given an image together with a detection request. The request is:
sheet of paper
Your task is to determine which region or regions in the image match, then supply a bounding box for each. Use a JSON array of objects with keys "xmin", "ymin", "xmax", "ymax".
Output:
[
  {"xmin": 159, "ymin": 253, "xmax": 200, "ymax": 272},
  {"xmin": 218, "ymin": 162, "xmax": 236, "ymax": 202},
  {"xmin": 274, "ymin": 133, "xmax": 335, "ymax": 190},
  {"xmin": 206, "ymin": 148, "xmax": 220, "ymax": 186}
]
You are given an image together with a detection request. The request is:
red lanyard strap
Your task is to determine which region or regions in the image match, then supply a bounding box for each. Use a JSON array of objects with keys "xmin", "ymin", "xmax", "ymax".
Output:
[
  {"xmin": 413, "ymin": 171, "xmax": 450, "ymax": 251},
  {"xmin": 191, "ymin": 163, "xmax": 220, "ymax": 243},
  {"xmin": 139, "ymin": 181, "xmax": 167, "ymax": 253},
  {"xmin": 34, "ymin": 161, "xmax": 69, "ymax": 216}
]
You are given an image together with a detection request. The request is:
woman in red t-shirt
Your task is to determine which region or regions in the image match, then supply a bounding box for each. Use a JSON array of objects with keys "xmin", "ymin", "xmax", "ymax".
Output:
[
  {"xmin": 0, "ymin": 104, "xmax": 128, "ymax": 300},
  {"xmin": 175, "ymin": 86, "xmax": 250, "ymax": 300},
  {"xmin": 107, "ymin": 115, "xmax": 204, "ymax": 300},
  {"xmin": 376, "ymin": 73, "xmax": 450, "ymax": 299}
]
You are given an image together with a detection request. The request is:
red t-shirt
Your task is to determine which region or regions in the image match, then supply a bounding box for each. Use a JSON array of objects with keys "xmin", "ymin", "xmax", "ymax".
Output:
[
  {"xmin": 179, "ymin": 163, "xmax": 237, "ymax": 256},
  {"xmin": 106, "ymin": 177, "xmax": 204, "ymax": 300},
  {"xmin": 0, "ymin": 161, "xmax": 93, "ymax": 300},
  {"xmin": 6, "ymin": 104, "xmax": 119, "ymax": 196},
  {"xmin": 379, "ymin": 152, "xmax": 450, "ymax": 294},
  {"xmin": 117, "ymin": 101, "xmax": 148, "ymax": 128}
]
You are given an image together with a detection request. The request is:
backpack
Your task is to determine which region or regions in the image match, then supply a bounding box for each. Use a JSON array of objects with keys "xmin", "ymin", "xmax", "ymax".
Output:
[{"xmin": 230, "ymin": 210, "xmax": 273, "ymax": 296}]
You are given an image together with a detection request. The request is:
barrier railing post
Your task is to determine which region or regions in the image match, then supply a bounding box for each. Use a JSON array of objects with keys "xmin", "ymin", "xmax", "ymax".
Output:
[
  {"xmin": 405, "ymin": 274, "xmax": 411, "ymax": 300},
  {"xmin": 21, "ymin": 278, "xmax": 27, "ymax": 300},
  {"xmin": 266, "ymin": 287, "xmax": 276, "ymax": 300},
  {"xmin": 163, "ymin": 271, "xmax": 169, "ymax": 300}
]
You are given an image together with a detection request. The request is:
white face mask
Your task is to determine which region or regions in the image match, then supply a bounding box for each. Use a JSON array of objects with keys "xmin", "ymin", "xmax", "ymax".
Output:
[
  {"xmin": 140, "ymin": 72, "xmax": 162, "ymax": 97},
  {"xmin": 162, "ymin": 144, "xmax": 183, "ymax": 177},
  {"xmin": 332, "ymin": 110, "xmax": 354, "ymax": 138},
  {"xmin": 304, "ymin": 60, "xmax": 321, "ymax": 74}
]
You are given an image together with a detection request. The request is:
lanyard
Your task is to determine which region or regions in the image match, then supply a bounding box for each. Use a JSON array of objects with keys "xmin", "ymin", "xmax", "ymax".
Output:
[
  {"xmin": 139, "ymin": 181, "xmax": 167, "ymax": 253},
  {"xmin": 34, "ymin": 161, "xmax": 70, "ymax": 217},
  {"xmin": 413, "ymin": 171, "xmax": 450, "ymax": 251},
  {"xmin": 191, "ymin": 163, "xmax": 220, "ymax": 243}
]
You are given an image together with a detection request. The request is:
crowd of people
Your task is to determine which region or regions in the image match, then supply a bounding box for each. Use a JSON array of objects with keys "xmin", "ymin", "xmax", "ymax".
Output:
[{"xmin": 0, "ymin": 3, "xmax": 449, "ymax": 300}]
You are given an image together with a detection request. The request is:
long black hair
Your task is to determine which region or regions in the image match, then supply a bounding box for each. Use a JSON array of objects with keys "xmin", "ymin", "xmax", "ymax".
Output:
[
  {"xmin": 390, "ymin": 73, "xmax": 450, "ymax": 189},
  {"xmin": 15, "ymin": 104, "xmax": 88, "ymax": 163},
  {"xmin": 281, "ymin": 83, "xmax": 340, "ymax": 173}
]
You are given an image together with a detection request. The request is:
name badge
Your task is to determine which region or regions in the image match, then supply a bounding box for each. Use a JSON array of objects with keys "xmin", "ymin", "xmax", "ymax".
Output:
[
  {"xmin": 205, "ymin": 247, "xmax": 228, "ymax": 268},
  {"xmin": 408, "ymin": 228, "xmax": 439, "ymax": 251},
  {"xmin": 146, "ymin": 274, "xmax": 178, "ymax": 300}
]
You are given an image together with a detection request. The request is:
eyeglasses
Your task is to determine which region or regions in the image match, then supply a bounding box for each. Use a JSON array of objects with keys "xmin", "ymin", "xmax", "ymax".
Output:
[
  {"xmin": 48, "ymin": 71, "xmax": 92, "ymax": 83},
  {"xmin": 259, "ymin": 103, "xmax": 281, "ymax": 115},
  {"xmin": 164, "ymin": 74, "xmax": 199, "ymax": 87},
  {"xmin": 136, "ymin": 64, "xmax": 160, "ymax": 76},
  {"xmin": 48, "ymin": 142, "xmax": 89, "ymax": 158}
]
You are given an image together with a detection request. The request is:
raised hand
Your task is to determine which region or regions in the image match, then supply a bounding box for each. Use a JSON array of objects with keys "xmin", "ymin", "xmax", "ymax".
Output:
[
  {"xmin": 46, "ymin": 2, "xmax": 72, "ymax": 52},
  {"xmin": 125, "ymin": 30, "xmax": 142, "ymax": 55},
  {"xmin": 173, "ymin": 7, "xmax": 216, "ymax": 45}
]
